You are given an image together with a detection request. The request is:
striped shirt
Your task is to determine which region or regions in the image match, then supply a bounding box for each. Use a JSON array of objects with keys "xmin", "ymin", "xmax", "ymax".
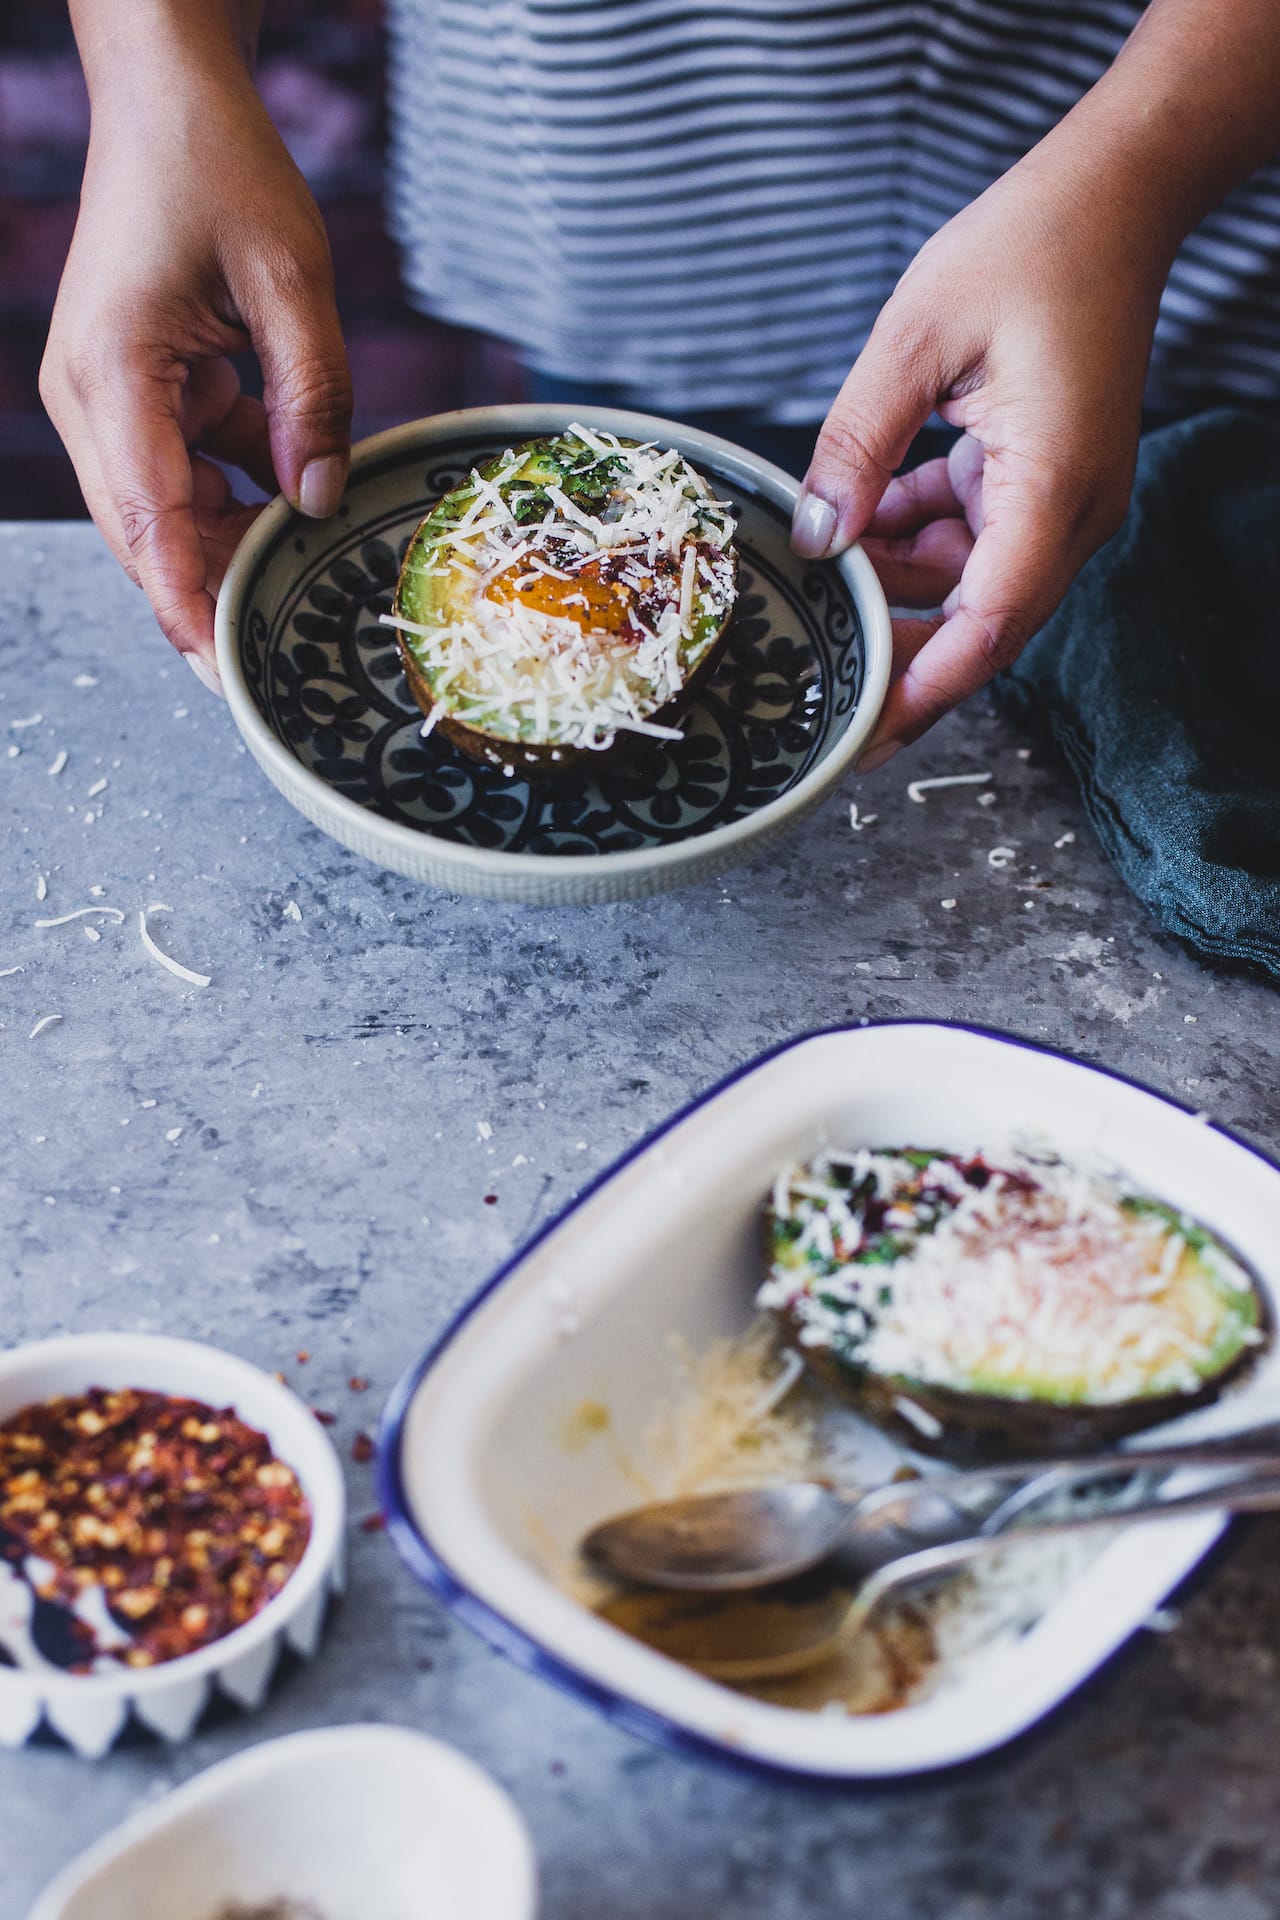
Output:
[{"xmin": 386, "ymin": 1, "xmax": 1280, "ymax": 423}]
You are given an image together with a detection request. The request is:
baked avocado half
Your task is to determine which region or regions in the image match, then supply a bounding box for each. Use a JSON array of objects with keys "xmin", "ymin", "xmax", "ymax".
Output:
[
  {"xmin": 384, "ymin": 425, "xmax": 738, "ymax": 774},
  {"xmin": 760, "ymin": 1147, "xmax": 1266, "ymax": 1460}
]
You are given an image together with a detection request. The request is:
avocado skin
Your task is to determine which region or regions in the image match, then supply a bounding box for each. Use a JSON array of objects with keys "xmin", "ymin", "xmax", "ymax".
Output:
[
  {"xmin": 783, "ymin": 1326, "xmax": 1268, "ymax": 1464},
  {"xmin": 391, "ymin": 437, "xmax": 738, "ymax": 780}
]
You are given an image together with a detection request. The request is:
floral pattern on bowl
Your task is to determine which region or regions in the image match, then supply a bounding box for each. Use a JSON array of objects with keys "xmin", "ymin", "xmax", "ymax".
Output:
[{"xmin": 218, "ymin": 406, "xmax": 891, "ymax": 902}]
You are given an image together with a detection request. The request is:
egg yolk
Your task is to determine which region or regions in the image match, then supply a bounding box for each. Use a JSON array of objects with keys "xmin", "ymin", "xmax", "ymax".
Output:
[{"xmin": 485, "ymin": 551, "xmax": 680, "ymax": 638}]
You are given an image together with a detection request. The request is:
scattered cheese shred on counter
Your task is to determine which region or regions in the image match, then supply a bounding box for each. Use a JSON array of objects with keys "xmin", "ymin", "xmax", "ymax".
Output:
[
  {"xmin": 907, "ymin": 772, "xmax": 992, "ymax": 804},
  {"xmin": 9, "ymin": 713, "xmax": 43, "ymax": 730},
  {"xmin": 86, "ymin": 777, "xmax": 108, "ymax": 798},
  {"xmin": 282, "ymin": 900, "xmax": 303, "ymax": 923},
  {"xmin": 35, "ymin": 906, "xmax": 126, "ymax": 929},
  {"xmin": 29, "ymin": 1014, "xmax": 63, "ymax": 1039},
  {"xmin": 0, "ymin": 965, "xmax": 25, "ymax": 978},
  {"xmin": 138, "ymin": 904, "xmax": 211, "ymax": 989},
  {"xmin": 35, "ymin": 875, "xmax": 46, "ymax": 901},
  {"xmin": 47, "ymin": 750, "xmax": 67, "ymax": 777},
  {"xmin": 987, "ymin": 846, "xmax": 1017, "ymax": 869},
  {"xmin": 1055, "ymin": 831, "xmax": 1076, "ymax": 849}
]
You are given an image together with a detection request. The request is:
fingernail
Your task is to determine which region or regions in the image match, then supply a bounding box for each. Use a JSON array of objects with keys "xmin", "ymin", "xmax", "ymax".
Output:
[
  {"xmin": 791, "ymin": 488, "xmax": 838, "ymax": 560},
  {"xmin": 298, "ymin": 454, "xmax": 346, "ymax": 519},
  {"xmin": 185, "ymin": 652, "xmax": 226, "ymax": 700},
  {"xmin": 858, "ymin": 736, "xmax": 902, "ymax": 775}
]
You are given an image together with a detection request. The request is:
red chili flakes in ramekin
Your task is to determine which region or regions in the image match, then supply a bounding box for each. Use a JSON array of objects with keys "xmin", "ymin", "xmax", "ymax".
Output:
[{"xmin": 0, "ymin": 1387, "xmax": 311, "ymax": 1670}]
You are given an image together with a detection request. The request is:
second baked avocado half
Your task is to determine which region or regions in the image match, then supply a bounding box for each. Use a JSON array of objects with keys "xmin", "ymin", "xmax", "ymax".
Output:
[
  {"xmin": 385, "ymin": 425, "xmax": 739, "ymax": 774},
  {"xmin": 760, "ymin": 1146, "xmax": 1267, "ymax": 1460}
]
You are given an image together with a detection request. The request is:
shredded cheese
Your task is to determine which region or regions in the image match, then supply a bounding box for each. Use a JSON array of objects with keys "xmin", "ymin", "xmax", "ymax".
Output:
[
  {"xmin": 28, "ymin": 1014, "xmax": 62, "ymax": 1039},
  {"xmin": 35, "ymin": 906, "xmax": 125, "ymax": 929},
  {"xmin": 388, "ymin": 425, "xmax": 737, "ymax": 752},
  {"xmin": 764, "ymin": 1147, "xmax": 1259, "ymax": 1405},
  {"xmin": 907, "ymin": 772, "xmax": 992, "ymax": 803},
  {"xmin": 138, "ymin": 904, "xmax": 211, "ymax": 989}
]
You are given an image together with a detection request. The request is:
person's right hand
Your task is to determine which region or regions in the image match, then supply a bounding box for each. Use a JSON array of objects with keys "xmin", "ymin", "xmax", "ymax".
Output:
[{"xmin": 41, "ymin": 56, "xmax": 352, "ymax": 690}]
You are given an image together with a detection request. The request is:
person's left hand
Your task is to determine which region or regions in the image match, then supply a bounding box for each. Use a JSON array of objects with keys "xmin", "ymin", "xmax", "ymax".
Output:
[{"xmin": 790, "ymin": 135, "xmax": 1173, "ymax": 769}]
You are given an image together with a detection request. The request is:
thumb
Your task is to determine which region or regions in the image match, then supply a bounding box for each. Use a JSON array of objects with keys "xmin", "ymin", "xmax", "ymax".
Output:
[
  {"xmin": 792, "ymin": 318, "xmax": 940, "ymax": 560},
  {"xmin": 243, "ymin": 243, "xmax": 353, "ymax": 520}
]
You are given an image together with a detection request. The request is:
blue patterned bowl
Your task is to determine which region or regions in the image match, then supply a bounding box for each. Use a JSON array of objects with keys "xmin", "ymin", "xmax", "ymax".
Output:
[{"xmin": 215, "ymin": 405, "xmax": 891, "ymax": 904}]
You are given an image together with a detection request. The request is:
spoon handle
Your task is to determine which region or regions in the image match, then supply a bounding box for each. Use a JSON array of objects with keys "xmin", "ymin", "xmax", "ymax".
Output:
[
  {"xmin": 851, "ymin": 1430, "xmax": 1280, "ymax": 1537},
  {"xmin": 858, "ymin": 1419, "xmax": 1280, "ymax": 1515},
  {"xmin": 846, "ymin": 1469, "xmax": 1280, "ymax": 1638}
]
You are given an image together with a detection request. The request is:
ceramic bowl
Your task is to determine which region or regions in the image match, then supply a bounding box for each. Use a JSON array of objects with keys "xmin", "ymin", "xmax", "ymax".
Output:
[
  {"xmin": 380, "ymin": 1020, "xmax": 1280, "ymax": 1781},
  {"xmin": 29, "ymin": 1722, "xmax": 538, "ymax": 1920},
  {"xmin": 0, "ymin": 1332, "xmax": 345, "ymax": 1759},
  {"xmin": 215, "ymin": 404, "xmax": 891, "ymax": 904}
]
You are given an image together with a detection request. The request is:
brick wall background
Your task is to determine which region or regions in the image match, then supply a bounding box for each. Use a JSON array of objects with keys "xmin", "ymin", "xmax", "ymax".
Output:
[{"xmin": 0, "ymin": 1, "xmax": 520, "ymax": 520}]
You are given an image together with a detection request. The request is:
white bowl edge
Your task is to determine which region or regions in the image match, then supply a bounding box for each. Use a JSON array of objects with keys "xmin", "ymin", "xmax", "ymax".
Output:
[
  {"xmin": 27, "ymin": 1722, "xmax": 539, "ymax": 1920},
  {"xmin": 0, "ymin": 1332, "xmax": 346, "ymax": 1757}
]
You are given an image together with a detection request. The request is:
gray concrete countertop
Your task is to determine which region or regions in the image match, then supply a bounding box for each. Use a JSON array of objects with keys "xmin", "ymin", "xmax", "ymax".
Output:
[{"xmin": 3, "ymin": 521, "xmax": 1280, "ymax": 1920}]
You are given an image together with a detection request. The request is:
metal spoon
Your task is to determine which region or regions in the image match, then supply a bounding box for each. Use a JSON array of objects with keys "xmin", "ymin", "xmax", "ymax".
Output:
[
  {"xmin": 840, "ymin": 1475, "xmax": 1280, "ymax": 1644},
  {"xmin": 594, "ymin": 1475, "xmax": 1280, "ymax": 1681},
  {"xmin": 583, "ymin": 1432, "xmax": 1280, "ymax": 1593}
]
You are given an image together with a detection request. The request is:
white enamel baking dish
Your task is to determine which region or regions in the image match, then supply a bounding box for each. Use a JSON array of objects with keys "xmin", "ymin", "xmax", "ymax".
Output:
[{"xmin": 382, "ymin": 1021, "xmax": 1280, "ymax": 1780}]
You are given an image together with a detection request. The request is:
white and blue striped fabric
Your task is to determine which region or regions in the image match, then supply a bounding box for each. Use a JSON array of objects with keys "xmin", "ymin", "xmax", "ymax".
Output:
[{"xmin": 386, "ymin": 1, "xmax": 1280, "ymax": 422}]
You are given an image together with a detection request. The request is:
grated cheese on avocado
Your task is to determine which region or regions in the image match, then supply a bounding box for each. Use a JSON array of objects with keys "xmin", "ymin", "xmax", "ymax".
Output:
[
  {"xmin": 764, "ymin": 1147, "xmax": 1261, "ymax": 1404},
  {"xmin": 384, "ymin": 425, "xmax": 737, "ymax": 752}
]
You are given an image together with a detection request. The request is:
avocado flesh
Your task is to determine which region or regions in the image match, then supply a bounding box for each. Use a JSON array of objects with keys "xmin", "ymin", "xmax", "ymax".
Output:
[
  {"xmin": 763, "ymin": 1150, "xmax": 1266, "ymax": 1459},
  {"xmin": 391, "ymin": 432, "xmax": 738, "ymax": 773}
]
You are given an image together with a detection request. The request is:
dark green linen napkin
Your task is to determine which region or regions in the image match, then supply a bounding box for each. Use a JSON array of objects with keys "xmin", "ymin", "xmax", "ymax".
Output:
[{"xmin": 999, "ymin": 407, "xmax": 1280, "ymax": 981}]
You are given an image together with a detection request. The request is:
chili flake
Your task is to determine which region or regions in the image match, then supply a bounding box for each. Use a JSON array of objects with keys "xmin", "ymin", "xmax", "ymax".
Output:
[{"xmin": 0, "ymin": 1387, "xmax": 311, "ymax": 1671}]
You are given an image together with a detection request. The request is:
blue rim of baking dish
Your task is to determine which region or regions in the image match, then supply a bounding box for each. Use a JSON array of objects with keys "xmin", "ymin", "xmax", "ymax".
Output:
[{"xmin": 379, "ymin": 1017, "xmax": 1280, "ymax": 1785}]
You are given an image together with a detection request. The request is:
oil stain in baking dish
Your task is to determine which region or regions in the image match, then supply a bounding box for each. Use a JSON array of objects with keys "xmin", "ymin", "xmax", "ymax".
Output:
[{"xmin": 556, "ymin": 1399, "xmax": 613, "ymax": 1453}]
